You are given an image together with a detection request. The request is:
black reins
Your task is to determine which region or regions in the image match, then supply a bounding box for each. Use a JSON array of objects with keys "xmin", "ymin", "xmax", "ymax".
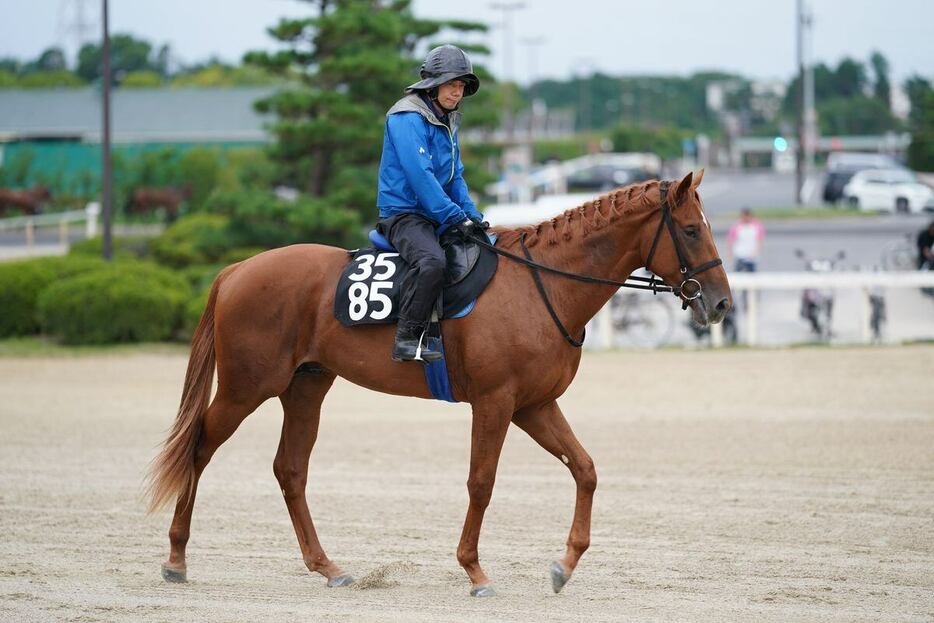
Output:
[{"xmin": 467, "ymin": 180, "xmax": 723, "ymax": 347}]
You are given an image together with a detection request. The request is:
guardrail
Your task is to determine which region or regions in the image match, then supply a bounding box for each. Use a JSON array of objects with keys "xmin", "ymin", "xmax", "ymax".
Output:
[
  {"xmin": 588, "ymin": 270, "xmax": 934, "ymax": 349},
  {"xmin": 0, "ymin": 203, "xmax": 100, "ymax": 246}
]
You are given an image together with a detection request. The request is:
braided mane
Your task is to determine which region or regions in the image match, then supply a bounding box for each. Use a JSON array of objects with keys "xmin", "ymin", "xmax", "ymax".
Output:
[{"xmin": 493, "ymin": 178, "xmax": 662, "ymax": 249}]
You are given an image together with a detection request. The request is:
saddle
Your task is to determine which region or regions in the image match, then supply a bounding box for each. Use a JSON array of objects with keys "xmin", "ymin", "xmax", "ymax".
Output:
[{"xmin": 333, "ymin": 229, "xmax": 498, "ymax": 327}]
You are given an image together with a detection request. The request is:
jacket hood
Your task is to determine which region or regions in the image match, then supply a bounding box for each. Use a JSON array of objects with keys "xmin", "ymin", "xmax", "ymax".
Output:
[{"xmin": 386, "ymin": 94, "xmax": 461, "ymax": 135}]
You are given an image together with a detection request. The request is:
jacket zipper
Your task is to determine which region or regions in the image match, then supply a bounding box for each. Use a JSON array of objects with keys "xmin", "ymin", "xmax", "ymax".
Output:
[{"xmin": 444, "ymin": 124, "xmax": 455, "ymax": 184}]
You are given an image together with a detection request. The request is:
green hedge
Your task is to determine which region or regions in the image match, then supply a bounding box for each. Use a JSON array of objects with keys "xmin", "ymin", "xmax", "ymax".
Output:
[
  {"xmin": 68, "ymin": 235, "xmax": 152, "ymax": 260},
  {"xmin": 37, "ymin": 263, "xmax": 191, "ymax": 345},
  {"xmin": 149, "ymin": 213, "xmax": 231, "ymax": 268},
  {"xmin": 0, "ymin": 256, "xmax": 106, "ymax": 337}
]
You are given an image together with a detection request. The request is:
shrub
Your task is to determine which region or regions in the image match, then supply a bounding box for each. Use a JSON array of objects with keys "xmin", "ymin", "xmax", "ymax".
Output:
[
  {"xmin": 0, "ymin": 255, "xmax": 105, "ymax": 337},
  {"xmin": 37, "ymin": 263, "xmax": 190, "ymax": 344},
  {"xmin": 68, "ymin": 235, "xmax": 152, "ymax": 259},
  {"xmin": 148, "ymin": 213, "xmax": 231, "ymax": 268},
  {"xmin": 181, "ymin": 289, "xmax": 211, "ymax": 340}
]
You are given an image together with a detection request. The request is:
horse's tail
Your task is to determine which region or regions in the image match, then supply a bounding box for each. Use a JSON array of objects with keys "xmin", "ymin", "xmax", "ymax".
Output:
[{"xmin": 145, "ymin": 266, "xmax": 231, "ymax": 513}]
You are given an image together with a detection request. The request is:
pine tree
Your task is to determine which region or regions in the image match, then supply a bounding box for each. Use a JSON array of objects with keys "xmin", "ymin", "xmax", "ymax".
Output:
[{"xmin": 244, "ymin": 0, "xmax": 495, "ymax": 218}]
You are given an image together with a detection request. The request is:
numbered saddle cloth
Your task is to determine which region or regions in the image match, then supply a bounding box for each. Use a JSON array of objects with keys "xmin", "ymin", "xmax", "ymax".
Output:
[{"xmin": 333, "ymin": 232, "xmax": 498, "ymax": 326}]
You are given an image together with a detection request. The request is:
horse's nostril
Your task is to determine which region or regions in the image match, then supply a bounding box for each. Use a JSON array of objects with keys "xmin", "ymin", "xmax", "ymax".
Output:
[{"xmin": 715, "ymin": 297, "xmax": 731, "ymax": 314}]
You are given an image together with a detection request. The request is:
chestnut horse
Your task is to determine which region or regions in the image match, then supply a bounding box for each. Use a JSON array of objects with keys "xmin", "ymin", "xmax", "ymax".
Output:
[
  {"xmin": 0, "ymin": 185, "xmax": 51, "ymax": 217},
  {"xmin": 147, "ymin": 171, "xmax": 732, "ymax": 596}
]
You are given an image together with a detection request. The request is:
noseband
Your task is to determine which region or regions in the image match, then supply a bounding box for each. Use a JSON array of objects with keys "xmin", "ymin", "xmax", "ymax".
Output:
[
  {"xmin": 466, "ymin": 180, "xmax": 723, "ymax": 346},
  {"xmin": 644, "ymin": 180, "xmax": 723, "ymax": 310}
]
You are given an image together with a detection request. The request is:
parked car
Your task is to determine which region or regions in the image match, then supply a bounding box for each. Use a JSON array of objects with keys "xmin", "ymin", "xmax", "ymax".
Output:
[
  {"xmin": 842, "ymin": 168, "xmax": 934, "ymax": 214},
  {"xmin": 822, "ymin": 152, "xmax": 901, "ymax": 203},
  {"xmin": 567, "ymin": 165, "xmax": 654, "ymax": 192}
]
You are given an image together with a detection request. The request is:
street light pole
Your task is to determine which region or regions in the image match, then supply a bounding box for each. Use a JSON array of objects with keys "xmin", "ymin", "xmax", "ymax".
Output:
[
  {"xmin": 521, "ymin": 36, "xmax": 546, "ymax": 141},
  {"xmin": 490, "ymin": 1, "xmax": 525, "ymax": 143},
  {"xmin": 101, "ymin": 0, "xmax": 113, "ymax": 260}
]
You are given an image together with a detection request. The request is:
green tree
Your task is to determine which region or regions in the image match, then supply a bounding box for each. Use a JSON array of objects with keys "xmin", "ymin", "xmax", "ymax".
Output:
[
  {"xmin": 76, "ymin": 33, "xmax": 162, "ymax": 84},
  {"xmin": 869, "ymin": 51, "xmax": 891, "ymax": 109},
  {"xmin": 22, "ymin": 47, "xmax": 68, "ymax": 74},
  {"xmin": 905, "ymin": 76, "xmax": 934, "ymax": 170},
  {"xmin": 244, "ymin": 0, "xmax": 493, "ymax": 220},
  {"xmin": 817, "ymin": 96, "xmax": 896, "ymax": 135}
]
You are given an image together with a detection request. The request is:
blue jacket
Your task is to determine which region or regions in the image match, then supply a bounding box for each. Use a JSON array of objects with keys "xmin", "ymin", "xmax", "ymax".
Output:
[{"xmin": 377, "ymin": 94, "xmax": 482, "ymax": 231}]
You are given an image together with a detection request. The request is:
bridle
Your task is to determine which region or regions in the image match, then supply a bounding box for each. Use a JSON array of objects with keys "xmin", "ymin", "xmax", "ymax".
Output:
[
  {"xmin": 466, "ymin": 180, "xmax": 723, "ymax": 347},
  {"xmin": 644, "ymin": 180, "xmax": 723, "ymax": 308}
]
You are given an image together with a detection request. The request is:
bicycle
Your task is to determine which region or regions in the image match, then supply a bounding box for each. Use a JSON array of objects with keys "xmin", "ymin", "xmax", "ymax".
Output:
[
  {"xmin": 881, "ymin": 234, "xmax": 916, "ymax": 271},
  {"xmin": 609, "ymin": 290, "xmax": 676, "ymax": 348}
]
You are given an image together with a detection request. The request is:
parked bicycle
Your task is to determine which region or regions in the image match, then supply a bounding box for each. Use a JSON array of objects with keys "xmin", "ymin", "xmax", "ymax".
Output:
[{"xmin": 609, "ymin": 289, "xmax": 676, "ymax": 348}]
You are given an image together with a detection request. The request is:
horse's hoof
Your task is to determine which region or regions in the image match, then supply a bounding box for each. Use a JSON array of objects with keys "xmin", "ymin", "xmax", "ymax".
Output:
[
  {"xmin": 470, "ymin": 584, "xmax": 496, "ymax": 598},
  {"xmin": 161, "ymin": 564, "xmax": 187, "ymax": 583},
  {"xmin": 327, "ymin": 574, "xmax": 355, "ymax": 587},
  {"xmin": 550, "ymin": 561, "xmax": 570, "ymax": 593}
]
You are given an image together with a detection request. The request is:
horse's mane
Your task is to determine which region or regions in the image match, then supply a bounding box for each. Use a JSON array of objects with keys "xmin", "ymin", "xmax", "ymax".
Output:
[{"xmin": 493, "ymin": 178, "xmax": 662, "ymax": 249}]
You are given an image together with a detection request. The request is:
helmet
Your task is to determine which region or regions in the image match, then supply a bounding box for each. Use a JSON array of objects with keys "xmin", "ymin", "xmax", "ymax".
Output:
[{"xmin": 406, "ymin": 45, "xmax": 480, "ymax": 96}]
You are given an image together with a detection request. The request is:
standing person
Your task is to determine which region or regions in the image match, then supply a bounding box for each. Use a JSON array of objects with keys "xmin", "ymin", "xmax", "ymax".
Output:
[
  {"xmin": 376, "ymin": 45, "xmax": 486, "ymax": 363},
  {"xmin": 727, "ymin": 207, "xmax": 765, "ymax": 273}
]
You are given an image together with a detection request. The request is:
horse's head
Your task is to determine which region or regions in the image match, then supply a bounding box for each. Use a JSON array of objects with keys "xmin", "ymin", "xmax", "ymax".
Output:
[{"xmin": 640, "ymin": 170, "xmax": 732, "ymax": 326}]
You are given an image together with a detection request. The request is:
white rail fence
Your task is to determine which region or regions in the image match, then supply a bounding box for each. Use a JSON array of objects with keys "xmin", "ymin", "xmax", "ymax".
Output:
[
  {"xmin": 0, "ymin": 203, "xmax": 100, "ymax": 247},
  {"xmin": 589, "ymin": 271, "xmax": 934, "ymax": 349}
]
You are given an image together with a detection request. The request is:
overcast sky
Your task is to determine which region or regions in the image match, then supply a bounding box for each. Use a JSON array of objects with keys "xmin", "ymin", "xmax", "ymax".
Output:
[{"xmin": 1, "ymin": 0, "xmax": 931, "ymax": 84}]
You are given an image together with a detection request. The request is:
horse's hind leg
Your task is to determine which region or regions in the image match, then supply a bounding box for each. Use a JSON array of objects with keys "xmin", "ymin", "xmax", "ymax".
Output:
[
  {"xmin": 512, "ymin": 400, "xmax": 597, "ymax": 594},
  {"xmin": 163, "ymin": 391, "xmax": 261, "ymax": 582},
  {"xmin": 274, "ymin": 369, "xmax": 353, "ymax": 587}
]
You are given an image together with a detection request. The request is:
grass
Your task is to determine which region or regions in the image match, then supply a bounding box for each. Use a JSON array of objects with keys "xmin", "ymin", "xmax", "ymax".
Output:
[
  {"xmin": 738, "ymin": 206, "xmax": 880, "ymax": 220},
  {"xmin": 0, "ymin": 336, "xmax": 188, "ymax": 358}
]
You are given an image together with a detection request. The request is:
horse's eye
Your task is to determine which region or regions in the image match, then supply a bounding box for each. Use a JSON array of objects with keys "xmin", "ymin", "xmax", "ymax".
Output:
[{"xmin": 684, "ymin": 226, "xmax": 699, "ymax": 239}]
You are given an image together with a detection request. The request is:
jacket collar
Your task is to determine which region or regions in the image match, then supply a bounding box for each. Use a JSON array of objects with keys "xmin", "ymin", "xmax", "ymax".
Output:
[{"xmin": 387, "ymin": 93, "xmax": 461, "ymax": 134}]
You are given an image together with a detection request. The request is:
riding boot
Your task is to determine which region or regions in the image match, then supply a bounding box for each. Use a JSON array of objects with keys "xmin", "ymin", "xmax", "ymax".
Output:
[{"xmin": 391, "ymin": 323, "xmax": 442, "ymax": 363}]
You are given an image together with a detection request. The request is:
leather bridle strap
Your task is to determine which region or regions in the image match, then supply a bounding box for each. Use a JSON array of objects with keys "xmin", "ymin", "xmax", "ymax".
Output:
[
  {"xmin": 644, "ymin": 181, "xmax": 722, "ymax": 309},
  {"xmin": 519, "ymin": 233, "xmax": 585, "ymax": 347}
]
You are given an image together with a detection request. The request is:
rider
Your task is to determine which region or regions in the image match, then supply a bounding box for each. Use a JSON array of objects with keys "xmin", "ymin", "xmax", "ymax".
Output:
[{"xmin": 376, "ymin": 44, "xmax": 486, "ymax": 363}]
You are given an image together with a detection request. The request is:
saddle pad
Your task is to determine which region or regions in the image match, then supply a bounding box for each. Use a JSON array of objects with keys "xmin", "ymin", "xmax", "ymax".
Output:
[{"xmin": 333, "ymin": 235, "xmax": 498, "ymax": 326}]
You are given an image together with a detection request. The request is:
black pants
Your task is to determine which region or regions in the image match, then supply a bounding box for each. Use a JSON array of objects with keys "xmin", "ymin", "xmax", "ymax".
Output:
[{"xmin": 377, "ymin": 213, "xmax": 444, "ymax": 331}]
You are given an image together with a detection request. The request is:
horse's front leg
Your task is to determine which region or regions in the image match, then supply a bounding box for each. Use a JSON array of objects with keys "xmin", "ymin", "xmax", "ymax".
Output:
[
  {"xmin": 512, "ymin": 400, "xmax": 597, "ymax": 593},
  {"xmin": 456, "ymin": 397, "xmax": 513, "ymax": 597}
]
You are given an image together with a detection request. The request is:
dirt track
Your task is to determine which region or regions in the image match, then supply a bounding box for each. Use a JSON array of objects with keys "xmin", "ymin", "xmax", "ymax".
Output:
[{"xmin": 1, "ymin": 346, "xmax": 933, "ymax": 622}]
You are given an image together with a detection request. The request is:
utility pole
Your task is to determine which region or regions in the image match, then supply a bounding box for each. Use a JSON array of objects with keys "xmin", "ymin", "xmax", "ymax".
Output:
[
  {"xmin": 490, "ymin": 2, "xmax": 525, "ymax": 143},
  {"xmin": 794, "ymin": 0, "xmax": 805, "ymax": 205},
  {"xmin": 521, "ymin": 36, "xmax": 546, "ymax": 141},
  {"xmin": 576, "ymin": 58, "xmax": 594, "ymax": 134},
  {"xmin": 802, "ymin": 5, "xmax": 816, "ymax": 177},
  {"xmin": 101, "ymin": 0, "xmax": 113, "ymax": 260}
]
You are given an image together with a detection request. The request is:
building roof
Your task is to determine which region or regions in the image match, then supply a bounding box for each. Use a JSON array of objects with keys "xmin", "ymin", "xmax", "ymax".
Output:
[{"xmin": 0, "ymin": 87, "xmax": 277, "ymax": 144}]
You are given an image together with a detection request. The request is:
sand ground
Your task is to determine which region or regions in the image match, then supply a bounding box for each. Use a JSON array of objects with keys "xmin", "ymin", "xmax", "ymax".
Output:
[{"xmin": 1, "ymin": 346, "xmax": 933, "ymax": 622}]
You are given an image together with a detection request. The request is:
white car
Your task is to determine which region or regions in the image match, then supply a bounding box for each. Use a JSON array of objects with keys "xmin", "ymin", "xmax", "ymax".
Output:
[{"xmin": 843, "ymin": 168, "xmax": 934, "ymax": 214}]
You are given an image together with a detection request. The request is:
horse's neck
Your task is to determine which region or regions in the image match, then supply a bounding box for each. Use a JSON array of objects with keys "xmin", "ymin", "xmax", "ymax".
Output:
[{"xmin": 526, "ymin": 215, "xmax": 648, "ymax": 335}]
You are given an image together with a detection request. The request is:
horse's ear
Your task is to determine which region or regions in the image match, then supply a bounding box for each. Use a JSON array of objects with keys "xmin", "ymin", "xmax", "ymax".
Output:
[
  {"xmin": 693, "ymin": 168, "xmax": 705, "ymax": 187},
  {"xmin": 674, "ymin": 171, "xmax": 694, "ymax": 204}
]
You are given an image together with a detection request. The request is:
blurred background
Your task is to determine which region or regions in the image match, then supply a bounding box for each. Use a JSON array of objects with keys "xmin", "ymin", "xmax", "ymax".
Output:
[{"xmin": 0, "ymin": 0, "xmax": 932, "ymax": 349}]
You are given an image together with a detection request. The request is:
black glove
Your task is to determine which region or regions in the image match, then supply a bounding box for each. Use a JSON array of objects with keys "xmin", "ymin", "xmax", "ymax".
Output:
[
  {"xmin": 468, "ymin": 215, "xmax": 491, "ymax": 230},
  {"xmin": 455, "ymin": 218, "xmax": 479, "ymax": 237}
]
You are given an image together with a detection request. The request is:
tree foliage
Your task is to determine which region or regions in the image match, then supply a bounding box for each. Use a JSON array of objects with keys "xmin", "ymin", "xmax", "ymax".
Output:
[
  {"xmin": 76, "ymin": 34, "xmax": 169, "ymax": 84},
  {"xmin": 783, "ymin": 54, "xmax": 897, "ymax": 135},
  {"xmin": 905, "ymin": 76, "xmax": 934, "ymax": 170},
  {"xmin": 244, "ymin": 0, "xmax": 495, "ymax": 220}
]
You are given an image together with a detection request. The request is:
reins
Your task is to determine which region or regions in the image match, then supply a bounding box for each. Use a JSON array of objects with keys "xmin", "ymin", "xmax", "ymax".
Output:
[{"xmin": 467, "ymin": 180, "xmax": 723, "ymax": 347}]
